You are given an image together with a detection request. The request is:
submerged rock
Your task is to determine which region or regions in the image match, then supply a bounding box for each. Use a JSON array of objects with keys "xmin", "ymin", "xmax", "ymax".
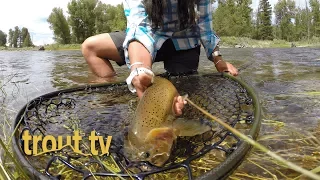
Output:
[
  {"xmin": 235, "ymin": 44, "xmax": 245, "ymax": 48},
  {"xmin": 38, "ymin": 46, "xmax": 45, "ymax": 51}
]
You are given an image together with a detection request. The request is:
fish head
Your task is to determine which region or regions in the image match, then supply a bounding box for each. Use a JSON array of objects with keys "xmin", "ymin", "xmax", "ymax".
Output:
[{"xmin": 137, "ymin": 127, "xmax": 178, "ymax": 167}]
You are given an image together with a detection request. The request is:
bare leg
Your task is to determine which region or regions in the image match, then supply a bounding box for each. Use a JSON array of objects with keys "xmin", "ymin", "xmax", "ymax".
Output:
[
  {"xmin": 82, "ymin": 33, "xmax": 123, "ymax": 81},
  {"xmin": 128, "ymin": 41, "xmax": 153, "ymax": 98}
]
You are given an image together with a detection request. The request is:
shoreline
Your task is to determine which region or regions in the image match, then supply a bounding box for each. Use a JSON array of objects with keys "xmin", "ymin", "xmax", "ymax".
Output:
[
  {"xmin": 1, "ymin": 37, "xmax": 319, "ymax": 51},
  {"xmin": 1, "ymin": 45, "xmax": 319, "ymax": 51},
  {"xmin": 1, "ymin": 44, "xmax": 319, "ymax": 51}
]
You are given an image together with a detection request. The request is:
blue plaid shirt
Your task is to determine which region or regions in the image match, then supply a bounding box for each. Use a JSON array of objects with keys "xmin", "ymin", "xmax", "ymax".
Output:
[{"xmin": 122, "ymin": 0, "xmax": 220, "ymax": 66}]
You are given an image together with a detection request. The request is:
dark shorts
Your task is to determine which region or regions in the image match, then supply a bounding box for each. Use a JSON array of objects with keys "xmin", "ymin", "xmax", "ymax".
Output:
[{"xmin": 109, "ymin": 31, "xmax": 200, "ymax": 75}]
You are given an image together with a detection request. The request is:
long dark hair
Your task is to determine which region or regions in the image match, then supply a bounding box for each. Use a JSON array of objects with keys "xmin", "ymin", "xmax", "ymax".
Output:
[{"xmin": 143, "ymin": 0, "xmax": 198, "ymax": 30}]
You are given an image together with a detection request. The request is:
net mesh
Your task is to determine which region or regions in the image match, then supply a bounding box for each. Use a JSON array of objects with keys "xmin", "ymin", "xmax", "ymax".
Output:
[{"xmin": 14, "ymin": 73, "xmax": 259, "ymax": 180}]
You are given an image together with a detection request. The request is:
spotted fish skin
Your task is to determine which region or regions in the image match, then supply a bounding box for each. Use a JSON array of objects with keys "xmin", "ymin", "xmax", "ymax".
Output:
[
  {"xmin": 125, "ymin": 77, "xmax": 211, "ymax": 167},
  {"xmin": 131, "ymin": 77, "xmax": 178, "ymax": 139}
]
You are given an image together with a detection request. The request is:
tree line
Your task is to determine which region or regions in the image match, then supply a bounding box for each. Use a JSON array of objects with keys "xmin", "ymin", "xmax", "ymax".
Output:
[
  {"xmin": 0, "ymin": 0, "xmax": 319, "ymax": 47},
  {"xmin": 47, "ymin": 0, "xmax": 126, "ymax": 44},
  {"xmin": 213, "ymin": 0, "xmax": 320, "ymax": 41},
  {"xmin": 0, "ymin": 27, "xmax": 34, "ymax": 47},
  {"xmin": 48, "ymin": 0, "xmax": 319, "ymax": 44}
]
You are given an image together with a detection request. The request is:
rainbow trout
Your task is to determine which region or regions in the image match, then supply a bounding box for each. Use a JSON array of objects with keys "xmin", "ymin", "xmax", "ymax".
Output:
[{"xmin": 125, "ymin": 77, "xmax": 211, "ymax": 167}]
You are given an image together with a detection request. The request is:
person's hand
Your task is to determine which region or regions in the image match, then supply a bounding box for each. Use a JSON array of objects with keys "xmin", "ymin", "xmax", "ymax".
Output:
[
  {"xmin": 173, "ymin": 95, "xmax": 187, "ymax": 116},
  {"xmin": 131, "ymin": 72, "xmax": 153, "ymax": 98},
  {"xmin": 214, "ymin": 57, "xmax": 239, "ymax": 76}
]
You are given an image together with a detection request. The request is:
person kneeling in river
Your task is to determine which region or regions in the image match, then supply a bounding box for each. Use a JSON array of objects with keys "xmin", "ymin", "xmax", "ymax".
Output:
[{"xmin": 81, "ymin": 0, "xmax": 239, "ymax": 114}]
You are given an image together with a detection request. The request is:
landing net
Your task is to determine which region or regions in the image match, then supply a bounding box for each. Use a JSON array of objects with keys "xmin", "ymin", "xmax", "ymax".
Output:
[{"xmin": 12, "ymin": 73, "xmax": 261, "ymax": 180}]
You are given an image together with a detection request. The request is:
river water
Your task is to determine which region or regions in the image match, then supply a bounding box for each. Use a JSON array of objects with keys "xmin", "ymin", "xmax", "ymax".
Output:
[{"xmin": 0, "ymin": 48, "xmax": 319, "ymax": 179}]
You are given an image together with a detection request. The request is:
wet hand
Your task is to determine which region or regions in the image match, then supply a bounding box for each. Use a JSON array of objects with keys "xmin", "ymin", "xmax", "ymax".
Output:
[
  {"xmin": 131, "ymin": 73, "xmax": 153, "ymax": 99},
  {"xmin": 214, "ymin": 58, "xmax": 239, "ymax": 76},
  {"xmin": 173, "ymin": 95, "xmax": 187, "ymax": 116}
]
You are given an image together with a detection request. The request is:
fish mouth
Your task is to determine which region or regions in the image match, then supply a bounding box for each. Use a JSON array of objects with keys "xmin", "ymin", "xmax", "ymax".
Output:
[{"xmin": 150, "ymin": 152, "xmax": 170, "ymax": 167}]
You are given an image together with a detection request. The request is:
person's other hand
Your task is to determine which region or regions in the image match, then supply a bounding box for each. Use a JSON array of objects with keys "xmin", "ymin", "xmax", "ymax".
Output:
[
  {"xmin": 132, "ymin": 72, "xmax": 186, "ymax": 116},
  {"xmin": 214, "ymin": 58, "xmax": 238, "ymax": 76},
  {"xmin": 173, "ymin": 95, "xmax": 187, "ymax": 116}
]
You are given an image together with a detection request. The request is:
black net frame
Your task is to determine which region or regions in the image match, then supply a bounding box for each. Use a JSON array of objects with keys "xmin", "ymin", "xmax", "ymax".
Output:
[{"xmin": 11, "ymin": 73, "xmax": 261, "ymax": 180}]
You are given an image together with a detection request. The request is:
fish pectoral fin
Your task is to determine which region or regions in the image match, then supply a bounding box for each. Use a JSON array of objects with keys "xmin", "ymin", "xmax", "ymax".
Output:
[
  {"xmin": 145, "ymin": 127, "xmax": 176, "ymax": 142},
  {"xmin": 173, "ymin": 118, "xmax": 212, "ymax": 137}
]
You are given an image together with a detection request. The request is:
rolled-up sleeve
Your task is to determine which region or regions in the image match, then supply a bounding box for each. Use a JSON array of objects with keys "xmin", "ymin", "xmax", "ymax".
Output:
[
  {"xmin": 122, "ymin": 0, "xmax": 155, "ymax": 64},
  {"xmin": 197, "ymin": 0, "xmax": 220, "ymax": 61}
]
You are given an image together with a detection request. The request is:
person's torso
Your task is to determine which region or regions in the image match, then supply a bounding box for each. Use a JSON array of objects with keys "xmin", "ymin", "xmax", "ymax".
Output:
[{"xmin": 152, "ymin": 0, "xmax": 201, "ymax": 51}]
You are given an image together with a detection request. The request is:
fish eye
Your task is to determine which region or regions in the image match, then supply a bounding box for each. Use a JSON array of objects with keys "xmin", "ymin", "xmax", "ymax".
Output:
[{"xmin": 143, "ymin": 152, "xmax": 150, "ymax": 158}]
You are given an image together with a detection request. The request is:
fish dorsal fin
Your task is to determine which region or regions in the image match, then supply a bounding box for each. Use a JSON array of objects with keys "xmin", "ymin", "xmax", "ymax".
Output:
[
  {"xmin": 173, "ymin": 118, "xmax": 212, "ymax": 137},
  {"xmin": 164, "ymin": 114, "xmax": 176, "ymax": 125}
]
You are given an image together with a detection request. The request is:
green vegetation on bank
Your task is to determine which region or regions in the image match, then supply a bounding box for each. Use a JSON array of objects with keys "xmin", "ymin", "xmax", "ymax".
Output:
[
  {"xmin": 44, "ymin": 44, "xmax": 81, "ymax": 50},
  {"xmin": 0, "ymin": 46, "xmax": 36, "ymax": 51},
  {"xmin": 219, "ymin": 36, "xmax": 320, "ymax": 48},
  {"xmin": 0, "ymin": 44, "xmax": 80, "ymax": 51},
  {"xmin": 39, "ymin": 36, "xmax": 320, "ymax": 49},
  {"xmin": 1, "ymin": 36, "xmax": 319, "ymax": 51}
]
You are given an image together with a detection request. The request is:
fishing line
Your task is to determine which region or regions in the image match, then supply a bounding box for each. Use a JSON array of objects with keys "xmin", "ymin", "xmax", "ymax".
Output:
[{"xmin": 185, "ymin": 97, "xmax": 320, "ymax": 180}]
